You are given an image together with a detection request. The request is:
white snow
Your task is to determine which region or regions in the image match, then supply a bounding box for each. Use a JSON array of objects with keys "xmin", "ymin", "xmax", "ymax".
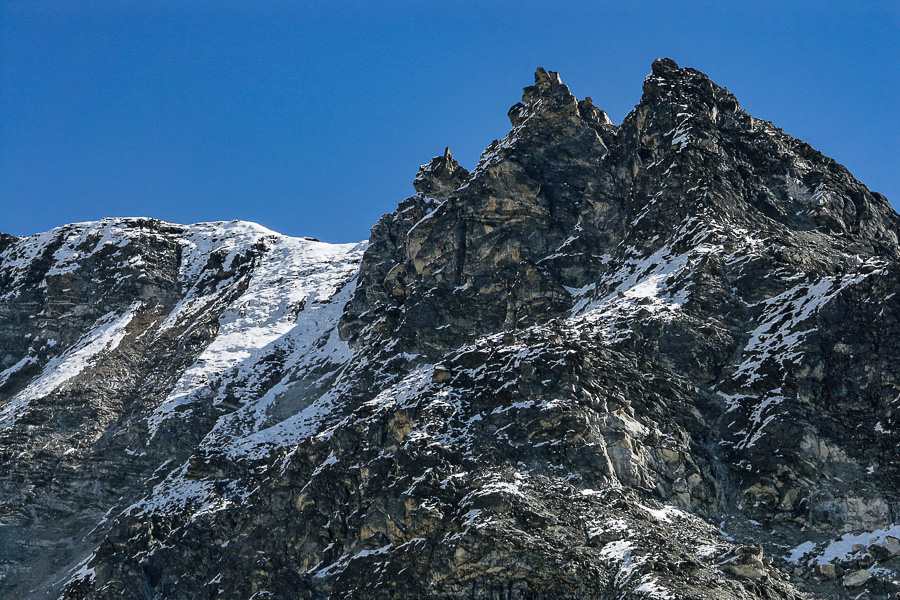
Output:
[
  {"xmin": 477, "ymin": 480, "xmax": 526, "ymax": 499},
  {"xmin": 0, "ymin": 356, "xmax": 38, "ymax": 388},
  {"xmin": 636, "ymin": 503, "xmax": 686, "ymax": 523},
  {"xmin": 461, "ymin": 509, "xmax": 483, "ymax": 527},
  {"xmin": 600, "ymin": 538, "xmax": 650, "ymax": 589},
  {"xmin": 64, "ymin": 553, "xmax": 97, "ymax": 586},
  {"xmin": 45, "ymin": 220, "xmax": 141, "ymax": 277},
  {"xmin": 733, "ymin": 275, "xmax": 863, "ymax": 386},
  {"xmin": 785, "ymin": 524, "xmax": 900, "ymax": 565},
  {"xmin": 569, "ymin": 244, "xmax": 692, "ymax": 340},
  {"xmin": 600, "ymin": 540, "xmax": 634, "ymax": 561},
  {"xmin": 0, "ymin": 218, "xmax": 370, "ymax": 524},
  {"xmin": 147, "ymin": 222, "xmax": 365, "ymax": 437},
  {"xmin": 634, "ymin": 577, "xmax": 673, "ymax": 599},
  {"xmin": 0, "ymin": 219, "xmax": 167, "ymax": 302},
  {"xmin": 818, "ymin": 525, "xmax": 900, "ymax": 565},
  {"xmin": 724, "ymin": 268, "xmax": 878, "ymax": 448},
  {"xmin": 785, "ymin": 540, "xmax": 817, "ymax": 564},
  {"xmin": 128, "ymin": 462, "xmax": 235, "ymax": 521}
]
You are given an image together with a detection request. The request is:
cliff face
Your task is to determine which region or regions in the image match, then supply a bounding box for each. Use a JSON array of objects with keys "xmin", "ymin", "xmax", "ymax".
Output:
[{"xmin": 2, "ymin": 59, "xmax": 899, "ymax": 599}]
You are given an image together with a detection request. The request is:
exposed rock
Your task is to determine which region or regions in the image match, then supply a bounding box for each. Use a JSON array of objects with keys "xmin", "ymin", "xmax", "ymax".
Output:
[
  {"xmin": 842, "ymin": 569, "xmax": 871, "ymax": 588},
  {"xmin": 431, "ymin": 364, "xmax": 453, "ymax": 384},
  {"xmin": 0, "ymin": 219, "xmax": 365, "ymax": 599},
  {"xmin": 869, "ymin": 536, "xmax": 900, "ymax": 561},
  {"xmin": 412, "ymin": 147, "xmax": 469, "ymax": 201},
  {"xmin": 815, "ymin": 563, "xmax": 839, "ymax": 580}
]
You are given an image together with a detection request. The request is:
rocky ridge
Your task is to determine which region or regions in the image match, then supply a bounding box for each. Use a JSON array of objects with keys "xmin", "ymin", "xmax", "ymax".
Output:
[{"xmin": 1, "ymin": 59, "xmax": 898, "ymax": 599}]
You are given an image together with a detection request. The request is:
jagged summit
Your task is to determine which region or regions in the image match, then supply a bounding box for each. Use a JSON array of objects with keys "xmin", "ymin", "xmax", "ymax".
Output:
[
  {"xmin": 412, "ymin": 146, "xmax": 469, "ymax": 201},
  {"xmin": 338, "ymin": 60, "xmax": 900, "ymax": 594},
  {"xmin": 516, "ymin": 66, "xmax": 575, "ymax": 114},
  {"xmin": 2, "ymin": 60, "xmax": 899, "ymax": 599},
  {"xmin": 638, "ymin": 57, "xmax": 742, "ymax": 127},
  {"xmin": 345, "ymin": 59, "xmax": 899, "ymax": 360},
  {"xmin": 508, "ymin": 66, "xmax": 615, "ymax": 133},
  {"xmin": 647, "ymin": 56, "xmax": 708, "ymax": 81}
]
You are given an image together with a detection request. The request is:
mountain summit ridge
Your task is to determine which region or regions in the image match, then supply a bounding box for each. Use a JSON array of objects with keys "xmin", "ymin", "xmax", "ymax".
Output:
[{"xmin": 1, "ymin": 60, "xmax": 899, "ymax": 599}]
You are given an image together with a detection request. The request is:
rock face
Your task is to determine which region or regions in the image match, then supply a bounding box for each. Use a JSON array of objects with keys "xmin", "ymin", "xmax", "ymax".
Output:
[{"xmin": 2, "ymin": 59, "xmax": 899, "ymax": 599}]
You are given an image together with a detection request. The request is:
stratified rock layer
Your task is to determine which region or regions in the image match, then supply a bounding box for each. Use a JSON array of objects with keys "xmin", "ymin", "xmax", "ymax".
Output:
[{"xmin": 1, "ymin": 59, "xmax": 898, "ymax": 599}]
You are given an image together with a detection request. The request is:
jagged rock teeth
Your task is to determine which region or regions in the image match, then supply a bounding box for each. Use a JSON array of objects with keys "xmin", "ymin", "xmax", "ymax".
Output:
[
  {"xmin": 577, "ymin": 96, "xmax": 613, "ymax": 127},
  {"xmin": 508, "ymin": 66, "xmax": 582, "ymax": 127},
  {"xmin": 651, "ymin": 56, "xmax": 681, "ymax": 75},
  {"xmin": 641, "ymin": 56, "xmax": 740, "ymax": 115}
]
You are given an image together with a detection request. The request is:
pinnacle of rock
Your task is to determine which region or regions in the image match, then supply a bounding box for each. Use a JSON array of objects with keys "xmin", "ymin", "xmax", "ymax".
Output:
[
  {"xmin": 507, "ymin": 66, "xmax": 582, "ymax": 127},
  {"xmin": 412, "ymin": 146, "xmax": 469, "ymax": 200},
  {"xmin": 640, "ymin": 56, "xmax": 741, "ymax": 117},
  {"xmin": 651, "ymin": 56, "xmax": 681, "ymax": 75}
]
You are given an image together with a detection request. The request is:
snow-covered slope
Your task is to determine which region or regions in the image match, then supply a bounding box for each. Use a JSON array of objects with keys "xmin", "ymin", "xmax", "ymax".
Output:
[{"xmin": 0, "ymin": 218, "xmax": 365, "ymax": 599}]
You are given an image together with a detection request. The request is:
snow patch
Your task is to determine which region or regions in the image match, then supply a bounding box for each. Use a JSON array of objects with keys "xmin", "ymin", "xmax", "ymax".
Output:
[{"xmin": 147, "ymin": 223, "xmax": 364, "ymax": 437}]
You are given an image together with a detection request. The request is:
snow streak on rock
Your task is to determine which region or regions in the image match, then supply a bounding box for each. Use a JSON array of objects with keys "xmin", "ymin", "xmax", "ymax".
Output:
[{"xmin": 0, "ymin": 301, "xmax": 140, "ymax": 430}]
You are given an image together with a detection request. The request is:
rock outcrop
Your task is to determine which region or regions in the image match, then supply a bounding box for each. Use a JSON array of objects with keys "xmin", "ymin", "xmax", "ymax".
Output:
[{"xmin": 2, "ymin": 59, "xmax": 898, "ymax": 599}]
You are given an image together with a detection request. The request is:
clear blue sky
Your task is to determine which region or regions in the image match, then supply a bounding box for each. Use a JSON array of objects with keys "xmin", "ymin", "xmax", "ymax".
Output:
[{"xmin": 1, "ymin": 1, "xmax": 897, "ymax": 243}]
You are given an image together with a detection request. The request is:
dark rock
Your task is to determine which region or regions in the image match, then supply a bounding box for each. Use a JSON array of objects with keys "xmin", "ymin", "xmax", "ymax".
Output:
[{"xmin": 815, "ymin": 563, "xmax": 838, "ymax": 580}]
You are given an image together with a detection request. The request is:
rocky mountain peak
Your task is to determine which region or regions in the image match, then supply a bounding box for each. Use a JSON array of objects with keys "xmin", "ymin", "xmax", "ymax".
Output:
[
  {"xmin": 412, "ymin": 146, "xmax": 469, "ymax": 200},
  {"xmin": 3, "ymin": 60, "xmax": 900, "ymax": 600},
  {"xmin": 508, "ymin": 66, "xmax": 581, "ymax": 127},
  {"xmin": 525, "ymin": 66, "xmax": 568, "ymax": 101},
  {"xmin": 577, "ymin": 95, "xmax": 614, "ymax": 128},
  {"xmin": 634, "ymin": 57, "xmax": 739, "ymax": 130}
]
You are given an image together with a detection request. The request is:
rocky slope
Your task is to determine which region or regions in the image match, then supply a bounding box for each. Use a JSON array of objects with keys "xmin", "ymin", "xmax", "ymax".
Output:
[
  {"xmin": 2, "ymin": 59, "xmax": 899, "ymax": 599},
  {"xmin": 0, "ymin": 219, "xmax": 365, "ymax": 598}
]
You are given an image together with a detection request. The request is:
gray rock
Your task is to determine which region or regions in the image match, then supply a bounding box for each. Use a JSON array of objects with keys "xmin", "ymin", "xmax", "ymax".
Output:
[
  {"xmin": 412, "ymin": 147, "xmax": 469, "ymax": 201},
  {"xmin": 868, "ymin": 537, "xmax": 900, "ymax": 562},
  {"xmin": 815, "ymin": 563, "xmax": 838, "ymax": 580},
  {"xmin": 842, "ymin": 569, "xmax": 871, "ymax": 588}
]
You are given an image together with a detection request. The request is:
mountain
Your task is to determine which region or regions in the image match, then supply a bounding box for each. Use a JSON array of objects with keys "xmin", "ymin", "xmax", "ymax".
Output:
[{"xmin": 2, "ymin": 58, "xmax": 899, "ymax": 599}]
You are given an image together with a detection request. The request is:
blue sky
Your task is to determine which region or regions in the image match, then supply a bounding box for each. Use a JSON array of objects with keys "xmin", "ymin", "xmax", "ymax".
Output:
[{"xmin": 1, "ymin": 1, "xmax": 897, "ymax": 243}]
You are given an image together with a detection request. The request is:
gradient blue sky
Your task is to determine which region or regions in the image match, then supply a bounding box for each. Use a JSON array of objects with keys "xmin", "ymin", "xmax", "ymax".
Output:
[{"xmin": 2, "ymin": 1, "xmax": 897, "ymax": 243}]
